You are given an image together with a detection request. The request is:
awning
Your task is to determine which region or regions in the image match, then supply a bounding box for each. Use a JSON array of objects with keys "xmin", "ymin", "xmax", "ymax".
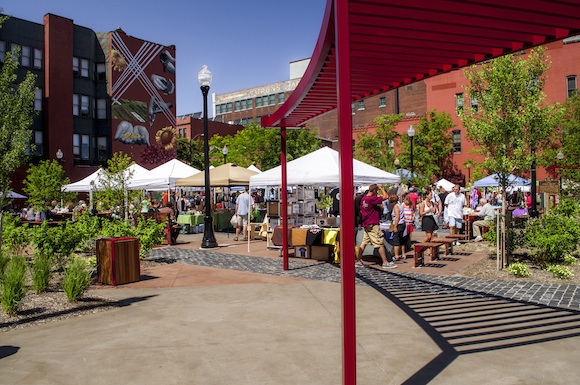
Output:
[{"xmin": 261, "ymin": 0, "xmax": 580, "ymax": 128}]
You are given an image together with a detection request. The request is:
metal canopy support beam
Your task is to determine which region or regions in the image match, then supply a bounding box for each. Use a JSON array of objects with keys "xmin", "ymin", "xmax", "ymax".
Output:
[{"xmin": 335, "ymin": 1, "xmax": 356, "ymax": 383}]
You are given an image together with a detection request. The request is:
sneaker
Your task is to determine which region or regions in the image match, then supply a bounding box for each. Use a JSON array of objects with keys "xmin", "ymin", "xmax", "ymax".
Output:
[
  {"xmin": 382, "ymin": 262, "xmax": 397, "ymax": 269},
  {"xmin": 355, "ymin": 261, "xmax": 365, "ymax": 268},
  {"xmin": 454, "ymin": 241, "xmax": 461, "ymax": 246},
  {"xmin": 473, "ymin": 236, "xmax": 483, "ymax": 242}
]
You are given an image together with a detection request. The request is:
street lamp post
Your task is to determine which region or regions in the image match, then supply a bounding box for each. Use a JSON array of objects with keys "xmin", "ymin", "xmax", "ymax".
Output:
[
  {"xmin": 466, "ymin": 163, "xmax": 471, "ymax": 185},
  {"xmin": 557, "ymin": 150, "xmax": 564, "ymax": 193},
  {"xmin": 222, "ymin": 145, "xmax": 228, "ymax": 164},
  {"xmin": 407, "ymin": 125, "xmax": 415, "ymax": 177},
  {"xmin": 198, "ymin": 65, "xmax": 218, "ymax": 248},
  {"xmin": 530, "ymin": 144, "xmax": 539, "ymax": 218}
]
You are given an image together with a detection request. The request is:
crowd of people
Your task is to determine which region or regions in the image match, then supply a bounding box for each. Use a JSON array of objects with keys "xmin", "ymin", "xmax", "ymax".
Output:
[{"xmin": 354, "ymin": 182, "xmax": 499, "ymax": 269}]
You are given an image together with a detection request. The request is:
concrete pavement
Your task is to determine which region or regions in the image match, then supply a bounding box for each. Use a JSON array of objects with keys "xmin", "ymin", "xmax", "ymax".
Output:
[{"xmin": 3, "ymin": 231, "xmax": 580, "ymax": 384}]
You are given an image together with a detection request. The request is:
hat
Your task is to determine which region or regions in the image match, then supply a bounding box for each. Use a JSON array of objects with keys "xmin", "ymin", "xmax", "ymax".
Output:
[{"xmin": 357, "ymin": 185, "xmax": 369, "ymax": 194}]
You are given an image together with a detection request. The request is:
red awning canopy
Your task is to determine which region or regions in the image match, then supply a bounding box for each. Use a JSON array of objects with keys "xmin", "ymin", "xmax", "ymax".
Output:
[{"xmin": 261, "ymin": 0, "xmax": 580, "ymax": 128}]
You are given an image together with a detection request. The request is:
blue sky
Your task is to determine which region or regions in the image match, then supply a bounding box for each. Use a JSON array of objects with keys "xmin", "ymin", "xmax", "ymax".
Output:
[{"xmin": 3, "ymin": 0, "xmax": 326, "ymax": 116}]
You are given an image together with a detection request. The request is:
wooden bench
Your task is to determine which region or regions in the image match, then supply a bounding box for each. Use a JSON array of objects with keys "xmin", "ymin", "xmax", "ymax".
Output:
[
  {"xmin": 144, "ymin": 212, "xmax": 182, "ymax": 245},
  {"xmin": 412, "ymin": 242, "xmax": 444, "ymax": 267},
  {"xmin": 431, "ymin": 238, "xmax": 455, "ymax": 256}
]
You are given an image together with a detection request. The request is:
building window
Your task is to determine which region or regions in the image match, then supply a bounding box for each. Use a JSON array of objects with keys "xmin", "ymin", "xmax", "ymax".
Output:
[
  {"xmin": 247, "ymin": 98, "xmax": 253, "ymax": 109},
  {"xmin": 34, "ymin": 131, "xmax": 43, "ymax": 156},
  {"xmin": 351, "ymin": 103, "xmax": 355, "ymax": 115},
  {"xmin": 269, "ymin": 94, "xmax": 275, "ymax": 105},
  {"xmin": 21, "ymin": 46, "xmax": 31, "ymax": 67},
  {"xmin": 226, "ymin": 103, "xmax": 232, "ymax": 113},
  {"xmin": 74, "ymin": 134, "xmax": 90, "ymax": 160},
  {"xmin": 33, "ymin": 48, "xmax": 42, "ymax": 69},
  {"xmin": 455, "ymin": 93, "xmax": 464, "ymax": 115},
  {"xmin": 81, "ymin": 59, "xmax": 89, "ymax": 78},
  {"xmin": 452, "ymin": 130, "xmax": 462, "ymax": 153},
  {"xmin": 97, "ymin": 99, "xmax": 107, "ymax": 119},
  {"xmin": 97, "ymin": 136, "xmax": 107, "ymax": 161},
  {"xmin": 278, "ymin": 92, "xmax": 285, "ymax": 104},
  {"xmin": 34, "ymin": 89, "xmax": 42, "ymax": 111},
  {"xmin": 255, "ymin": 97, "xmax": 262, "ymax": 108},
  {"xmin": 379, "ymin": 97, "xmax": 386, "ymax": 107},
  {"xmin": 234, "ymin": 100, "xmax": 241, "ymax": 111},
  {"xmin": 240, "ymin": 99, "xmax": 247, "ymax": 110},
  {"xmin": 256, "ymin": 116, "xmax": 261, "ymax": 124},
  {"xmin": 470, "ymin": 96, "xmax": 479, "ymax": 113},
  {"xmin": 567, "ymin": 75, "xmax": 577, "ymax": 98},
  {"xmin": 73, "ymin": 94, "xmax": 79, "ymax": 116},
  {"xmin": 96, "ymin": 63, "xmax": 106, "ymax": 81},
  {"xmin": 0, "ymin": 41, "xmax": 5, "ymax": 62},
  {"xmin": 73, "ymin": 57, "xmax": 79, "ymax": 76},
  {"xmin": 357, "ymin": 100, "xmax": 365, "ymax": 110},
  {"xmin": 80, "ymin": 95, "xmax": 90, "ymax": 116}
]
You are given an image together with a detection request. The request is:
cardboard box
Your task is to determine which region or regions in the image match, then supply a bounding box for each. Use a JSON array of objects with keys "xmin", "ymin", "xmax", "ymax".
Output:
[
  {"xmin": 310, "ymin": 245, "xmax": 333, "ymax": 261},
  {"xmin": 315, "ymin": 216, "xmax": 339, "ymax": 227},
  {"xmin": 295, "ymin": 246, "xmax": 309, "ymax": 259}
]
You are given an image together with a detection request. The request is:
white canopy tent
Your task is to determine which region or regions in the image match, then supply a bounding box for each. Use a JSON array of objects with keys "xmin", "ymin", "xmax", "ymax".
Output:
[
  {"xmin": 62, "ymin": 164, "xmax": 153, "ymax": 192},
  {"xmin": 128, "ymin": 159, "xmax": 201, "ymax": 190},
  {"xmin": 247, "ymin": 164, "xmax": 262, "ymax": 173},
  {"xmin": 249, "ymin": 147, "xmax": 400, "ymax": 187},
  {"xmin": 435, "ymin": 178, "xmax": 455, "ymax": 192}
]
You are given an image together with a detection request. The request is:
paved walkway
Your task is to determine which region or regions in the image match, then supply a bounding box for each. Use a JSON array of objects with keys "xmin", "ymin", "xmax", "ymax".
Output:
[{"xmin": 3, "ymin": 230, "xmax": 580, "ymax": 384}]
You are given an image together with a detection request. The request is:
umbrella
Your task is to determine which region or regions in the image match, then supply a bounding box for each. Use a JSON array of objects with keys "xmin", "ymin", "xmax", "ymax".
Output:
[
  {"xmin": 175, "ymin": 163, "xmax": 259, "ymax": 187},
  {"xmin": 4, "ymin": 191, "xmax": 27, "ymax": 199},
  {"xmin": 394, "ymin": 168, "xmax": 423, "ymax": 181},
  {"xmin": 473, "ymin": 173, "xmax": 530, "ymax": 188}
]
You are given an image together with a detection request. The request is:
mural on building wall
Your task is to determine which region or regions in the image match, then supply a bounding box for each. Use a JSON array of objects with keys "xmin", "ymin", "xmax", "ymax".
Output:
[{"xmin": 108, "ymin": 30, "xmax": 176, "ymax": 165}]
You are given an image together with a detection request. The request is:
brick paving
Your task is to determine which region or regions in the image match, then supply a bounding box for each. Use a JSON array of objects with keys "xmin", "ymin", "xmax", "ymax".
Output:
[{"xmin": 146, "ymin": 247, "xmax": 580, "ymax": 310}]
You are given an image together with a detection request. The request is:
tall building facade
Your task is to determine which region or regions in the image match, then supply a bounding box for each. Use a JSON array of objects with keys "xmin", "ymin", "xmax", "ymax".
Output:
[{"xmin": 0, "ymin": 13, "xmax": 177, "ymax": 185}]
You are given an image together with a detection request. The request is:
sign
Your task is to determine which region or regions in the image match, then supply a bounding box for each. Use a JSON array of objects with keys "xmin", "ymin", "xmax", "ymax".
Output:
[{"xmin": 538, "ymin": 179, "xmax": 559, "ymax": 194}]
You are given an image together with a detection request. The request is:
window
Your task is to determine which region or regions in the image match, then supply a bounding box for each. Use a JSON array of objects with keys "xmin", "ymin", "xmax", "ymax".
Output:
[
  {"xmin": 379, "ymin": 97, "xmax": 386, "ymax": 107},
  {"xmin": 247, "ymin": 98, "xmax": 253, "ymax": 109},
  {"xmin": 80, "ymin": 95, "xmax": 90, "ymax": 116},
  {"xmin": 278, "ymin": 92, "xmax": 285, "ymax": 104},
  {"xmin": 234, "ymin": 100, "xmax": 241, "ymax": 111},
  {"xmin": 470, "ymin": 96, "xmax": 479, "ymax": 113},
  {"xmin": 21, "ymin": 46, "xmax": 31, "ymax": 67},
  {"xmin": 215, "ymin": 104, "xmax": 223, "ymax": 115},
  {"xmin": 269, "ymin": 94, "xmax": 275, "ymax": 105},
  {"xmin": 34, "ymin": 131, "xmax": 43, "ymax": 156},
  {"xmin": 240, "ymin": 99, "xmax": 247, "ymax": 110},
  {"xmin": 96, "ymin": 63, "xmax": 106, "ymax": 81},
  {"xmin": 357, "ymin": 100, "xmax": 365, "ymax": 110},
  {"xmin": 81, "ymin": 59, "xmax": 89, "ymax": 78},
  {"xmin": 34, "ymin": 48, "xmax": 42, "ymax": 69},
  {"xmin": 256, "ymin": 116, "xmax": 261, "ymax": 124},
  {"xmin": 97, "ymin": 136, "xmax": 107, "ymax": 161},
  {"xmin": 97, "ymin": 99, "xmax": 107, "ymax": 119},
  {"xmin": 455, "ymin": 93, "xmax": 464, "ymax": 115},
  {"xmin": 73, "ymin": 134, "xmax": 80, "ymax": 157},
  {"xmin": 0, "ymin": 41, "xmax": 5, "ymax": 62},
  {"xmin": 34, "ymin": 89, "xmax": 42, "ymax": 111},
  {"xmin": 255, "ymin": 97, "xmax": 262, "ymax": 108},
  {"xmin": 73, "ymin": 94, "xmax": 79, "ymax": 116},
  {"xmin": 567, "ymin": 75, "xmax": 577, "ymax": 98},
  {"xmin": 73, "ymin": 57, "xmax": 79, "ymax": 76},
  {"xmin": 351, "ymin": 103, "xmax": 355, "ymax": 115},
  {"xmin": 81, "ymin": 135, "xmax": 90, "ymax": 159},
  {"xmin": 452, "ymin": 129, "xmax": 462, "ymax": 153},
  {"xmin": 226, "ymin": 103, "xmax": 232, "ymax": 113}
]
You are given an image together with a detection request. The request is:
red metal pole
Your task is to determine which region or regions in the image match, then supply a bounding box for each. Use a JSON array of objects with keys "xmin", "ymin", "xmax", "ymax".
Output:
[
  {"xmin": 281, "ymin": 125, "xmax": 289, "ymax": 271},
  {"xmin": 335, "ymin": 0, "xmax": 356, "ymax": 383}
]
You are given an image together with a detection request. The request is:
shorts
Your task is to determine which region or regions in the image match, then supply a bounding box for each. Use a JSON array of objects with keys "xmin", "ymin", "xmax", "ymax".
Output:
[
  {"xmin": 362, "ymin": 224, "xmax": 384, "ymax": 248},
  {"xmin": 386, "ymin": 223, "xmax": 406, "ymax": 246},
  {"xmin": 448, "ymin": 216, "xmax": 463, "ymax": 229}
]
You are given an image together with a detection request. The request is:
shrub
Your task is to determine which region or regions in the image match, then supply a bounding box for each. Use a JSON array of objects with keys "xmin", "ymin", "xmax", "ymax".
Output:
[
  {"xmin": 0, "ymin": 257, "xmax": 27, "ymax": 316},
  {"xmin": 0, "ymin": 252, "xmax": 9, "ymax": 276},
  {"xmin": 30, "ymin": 252, "xmax": 53, "ymax": 293},
  {"xmin": 546, "ymin": 264, "xmax": 574, "ymax": 280},
  {"xmin": 563, "ymin": 254, "xmax": 577, "ymax": 266},
  {"xmin": 32, "ymin": 221, "xmax": 85, "ymax": 269},
  {"xmin": 62, "ymin": 256, "xmax": 93, "ymax": 302},
  {"xmin": 507, "ymin": 262, "xmax": 531, "ymax": 278},
  {"xmin": 524, "ymin": 214, "xmax": 580, "ymax": 267},
  {"xmin": 2, "ymin": 215, "xmax": 32, "ymax": 256},
  {"xmin": 483, "ymin": 223, "xmax": 496, "ymax": 244}
]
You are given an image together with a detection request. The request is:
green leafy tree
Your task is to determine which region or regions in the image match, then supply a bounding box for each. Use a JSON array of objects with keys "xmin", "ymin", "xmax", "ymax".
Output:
[
  {"xmin": 557, "ymin": 93, "xmax": 580, "ymax": 198},
  {"xmin": 398, "ymin": 110, "xmax": 455, "ymax": 185},
  {"xmin": 461, "ymin": 47, "xmax": 563, "ymax": 268},
  {"xmin": 176, "ymin": 137, "xmax": 204, "ymax": 170},
  {"xmin": 354, "ymin": 114, "xmax": 402, "ymax": 171},
  {"xmin": 93, "ymin": 152, "xmax": 141, "ymax": 220},
  {"xmin": 23, "ymin": 160, "xmax": 74, "ymax": 209},
  {"xmin": 0, "ymin": 17, "xmax": 38, "ymax": 249}
]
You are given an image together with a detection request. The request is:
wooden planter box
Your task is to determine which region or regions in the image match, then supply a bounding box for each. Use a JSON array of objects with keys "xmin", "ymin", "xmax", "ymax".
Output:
[{"xmin": 96, "ymin": 237, "xmax": 140, "ymax": 286}]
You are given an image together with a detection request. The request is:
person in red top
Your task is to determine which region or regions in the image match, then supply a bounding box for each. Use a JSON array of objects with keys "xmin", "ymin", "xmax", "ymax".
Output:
[{"xmin": 356, "ymin": 183, "xmax": 396, "ymax": 269}]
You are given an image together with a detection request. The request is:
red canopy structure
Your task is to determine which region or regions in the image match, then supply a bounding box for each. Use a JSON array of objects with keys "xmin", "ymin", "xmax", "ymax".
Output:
[{"xmin": 260, "ymin": 1, "xmax": 580, "ymax": 383}]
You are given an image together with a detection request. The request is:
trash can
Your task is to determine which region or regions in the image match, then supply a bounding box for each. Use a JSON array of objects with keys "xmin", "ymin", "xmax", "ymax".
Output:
[{"xmin": 96, "ymin": 237, "xmax": 140, "ymax": 286}]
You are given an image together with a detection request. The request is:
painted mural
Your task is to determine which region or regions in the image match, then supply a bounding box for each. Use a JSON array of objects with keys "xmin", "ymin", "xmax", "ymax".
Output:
[{"xmin": 108, "ymin": 30, "xmax": 177, "ymax": 165}]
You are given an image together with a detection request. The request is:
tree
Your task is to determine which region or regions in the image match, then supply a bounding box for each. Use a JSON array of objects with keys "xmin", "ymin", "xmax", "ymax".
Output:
[
  {"xmin": 354, "ymin": 114, "xmax": 402, "ymax": 171},
  {"xmin": 557, "ymin": 93, "xmax": 580, "ymax": 198},
  {"xmin": 176, "ymin": 137, "xmax": 204, "ymax": 170},
  {"xmin": 93, "ymin": 152, "xmax": 141, "ymax": 220},
  {"xmin": 461, "ymin": 47, "xmax": 563, "ymax": 268},
  {"xmin": 23, "ymin": 160, "xmax": 74, "ymax": 209},
  {"xmin": 398, "ymin": 110, "xmax": 456, "ymax": 185},
  {"xmin": 0, "ymin": 16, "xmax": 38, "ymax": 248}
]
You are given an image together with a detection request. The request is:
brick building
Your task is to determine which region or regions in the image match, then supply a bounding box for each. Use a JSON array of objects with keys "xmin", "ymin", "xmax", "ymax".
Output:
[{"xmin": 0, "ymin": 13, "xmax": 176, "ymax": 187}]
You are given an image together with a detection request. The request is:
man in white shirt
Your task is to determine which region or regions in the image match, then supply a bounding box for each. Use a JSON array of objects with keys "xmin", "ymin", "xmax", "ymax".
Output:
[
  {"xmin": 234, "ymin": 189, "xmax": 254, "ymax": 241},
  {"xmin": 472, "ymin": 198, "xmax": 496, "ymax": 241},
  {"xmin": 444, "ymin": 184, "xmax": 467, "ymax": 245}
]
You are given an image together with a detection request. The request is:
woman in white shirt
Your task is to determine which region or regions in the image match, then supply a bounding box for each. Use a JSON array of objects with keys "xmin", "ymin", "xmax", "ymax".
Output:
[{"xmin": 419, "ymin": 189, "xmax": 439, "ymax": 243}]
